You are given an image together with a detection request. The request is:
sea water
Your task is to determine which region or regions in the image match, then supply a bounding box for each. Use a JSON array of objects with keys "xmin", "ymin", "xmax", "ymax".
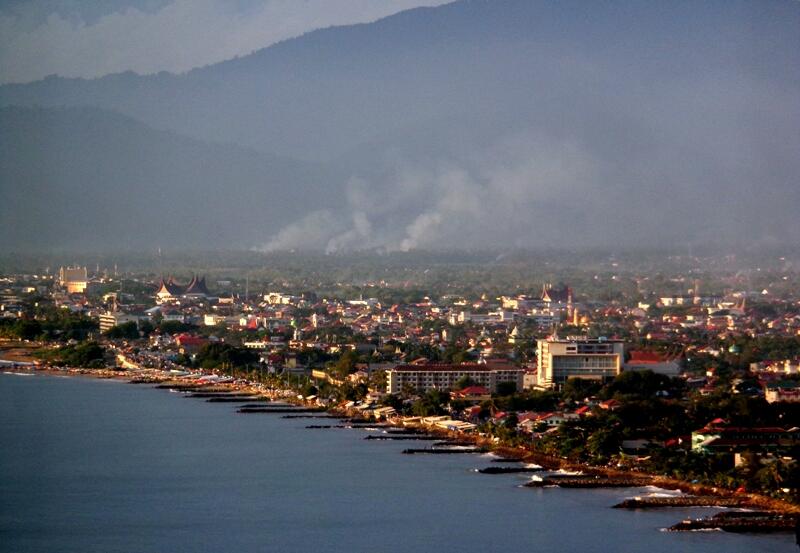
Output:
[{"xmin": 0, "ymin": 374, "xmax": 793, "ymax": 553}]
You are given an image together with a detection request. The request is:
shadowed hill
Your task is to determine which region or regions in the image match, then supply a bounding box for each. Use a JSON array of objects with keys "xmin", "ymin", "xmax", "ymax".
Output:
[{"xmin": 0, "ymin": 106, "xmax": 344, "ymax": 250}]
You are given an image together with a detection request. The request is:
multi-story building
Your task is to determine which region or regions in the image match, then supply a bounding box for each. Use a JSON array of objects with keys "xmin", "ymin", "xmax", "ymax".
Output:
[
  {"xmin": 692, "ymin": 423, "xmax": 800, "ymax": 453},
  {"xmin": 98, "ymin": 311, "xmax": 142, "ymax": 333},
  {"xmin": 764, "ymin": 381, "xmax": 800, "ymax": 403},
  {"xmin": 536, "ymin": 335, "xmax": 624, "ymax": 389},
  {"xmin": 387, "ymin": 362, "xmax": 524, "ymax": 395},
  {"xmin": 58, "ymin": 266, "xmax": 88, "ymax": 294}
]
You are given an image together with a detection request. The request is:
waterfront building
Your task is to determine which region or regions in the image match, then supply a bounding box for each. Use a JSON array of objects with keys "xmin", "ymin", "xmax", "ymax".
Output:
[
  {"xmin": 386, "ymin": 361, "xmax": 524, "ymax": 394},
  {"xmin": 691, "ymin": 422, "xmax": 800, "ymax": 453},
  {"xmin": 535, "ymin": 335, "xmax": 624, "ymax": 389}
]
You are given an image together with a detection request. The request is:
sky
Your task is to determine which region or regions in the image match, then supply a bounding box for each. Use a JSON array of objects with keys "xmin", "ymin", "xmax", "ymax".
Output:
[{"xmin": 0, "ymin": 0, "xmax": 450, "ymax": 84}]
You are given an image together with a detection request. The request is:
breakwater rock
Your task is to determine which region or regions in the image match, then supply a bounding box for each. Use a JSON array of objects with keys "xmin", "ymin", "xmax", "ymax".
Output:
[
  {"xmin": 478, "ymin": 466, "xmax": 545, "ymax": 474},
  {"xmin": 526, "ymin": 476, "xmax": 651, "ymax": 488},
  {"xmin": 364, "ymin": 435, "xmax": 439, "ymax": 441},
  {"xmin": 237, "ymin": 406, "xmax": 325, "ymax": 414},
  {"xmin": 206, "ymin": 397, "xmax": 268, "ymax": 403},
  {"xmin": 614, "ymin": 496, "xmax": 750, "ymax": 509},
  {"xmin": 668, "ymin": 511, "xmax": 796, "ymax": 533},
  {"xmin": 283, "ymin": 414, "xmax": 342, "ymax": 419},
  {"xmin": 402, "ymin": 447, "xmax": 485, "ymax": 455},
  {"xmin": 185, "ymin": 392, "xmax": 255, "ymax": 398}
]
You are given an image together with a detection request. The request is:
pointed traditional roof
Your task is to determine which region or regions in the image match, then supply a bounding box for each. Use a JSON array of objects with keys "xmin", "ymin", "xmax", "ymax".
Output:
[
  {"xmin": 156, "ymin": 276, "xmax": 183, "ymax": 296},
  {"xmin": 184, "ymin": 275, "xmax": 210, "ymax": 296},
  {"xmin": 541, "ymin": 283, "xmax": 572, "ymax": 304}
]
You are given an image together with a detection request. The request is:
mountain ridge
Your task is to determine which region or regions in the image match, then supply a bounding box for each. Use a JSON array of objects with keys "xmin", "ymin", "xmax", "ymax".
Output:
[{"xmin": 1, "ymin": 0, "xmax": 798, "ymax": 252}]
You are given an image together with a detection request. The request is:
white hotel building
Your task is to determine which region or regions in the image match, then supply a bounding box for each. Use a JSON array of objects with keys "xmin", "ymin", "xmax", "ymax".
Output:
[{"xmin": 536, "ymin": 336, "xmax": 624, "ymax": 389}]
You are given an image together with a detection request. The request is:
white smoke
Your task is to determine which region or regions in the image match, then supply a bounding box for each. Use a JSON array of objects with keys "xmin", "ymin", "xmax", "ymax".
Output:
[
  {"xmin": 260, "ymin": 209, "xmax": 343, "ymax": 252},
  {"xmin": 260, "ymin": 131, "xmax": 601, "ymax": 252}
]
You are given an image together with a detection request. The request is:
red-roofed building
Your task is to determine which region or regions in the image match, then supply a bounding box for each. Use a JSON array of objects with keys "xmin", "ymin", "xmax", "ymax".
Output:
[
  {"xmin": 175, "ymin": 333, "xmax": 207, "ymax": 354},
  {"xmin": 599, "ymin": 399, "xmax": 620, "ymax": 411},
  {"xmin": 624, "ymin": 349, "xmax": 681, "ymax": 376},
  {"xmin": 452, "ymin": 385, "xmax": 491, "ymax": 402}
]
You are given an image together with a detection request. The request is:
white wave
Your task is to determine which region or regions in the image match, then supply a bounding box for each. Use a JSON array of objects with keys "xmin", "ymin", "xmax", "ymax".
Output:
[{"xmin": 638, "ymin": 486, "xmax": 684, "ymax": 498}]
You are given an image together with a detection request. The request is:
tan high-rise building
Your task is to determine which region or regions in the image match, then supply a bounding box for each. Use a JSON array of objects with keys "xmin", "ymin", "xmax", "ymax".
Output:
[
  {"xmin": 536, "ymin": 336, "xmax": 624, "ymax": 389},
  {"xmin": 58, "ymin": 266, "xmax": 88, "ymax": 294}
]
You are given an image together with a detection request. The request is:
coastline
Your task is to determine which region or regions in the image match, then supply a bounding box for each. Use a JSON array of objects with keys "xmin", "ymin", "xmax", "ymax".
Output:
[{"xmin": 3, "ymin": 364, "xmax": 799, "ymax": 532}]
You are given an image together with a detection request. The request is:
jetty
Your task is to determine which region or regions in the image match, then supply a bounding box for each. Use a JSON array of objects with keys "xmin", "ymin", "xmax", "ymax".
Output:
[
  {"xmin": 283, "ymin": 414, "xmax": 343, "ymax": 419},
  {"xmin": 478, "ymin": 466, "xmax": 545, "ymax": 474},
  {"xmin": 154, "ymin": 384, "xmax": 211, "ymax": 391},
  {"xmin": 129, "ymin": 377, "xmax": 169, "ymax": 384},
  {"xmin": 402, "ymin": 447, "xmax": 485, "ymax": 454},
  {"xmin": 206, "ymin": 396, "xmax": 269, "ymax": 403},
  {"xmin": 668, "ymin": 511, "xmax": 796, "ymax": 533},
  {"xmin": 237, "ymin": 406, "xmax": 325, "ymax": 414},
  {"xmin": 526, "ymin": 476, "xmax": 652, "ymax": 488},
  {"xmin": 185, "ymin": 392, "xmax": 255, "ymax": 398},
  {"xmin": 433, "ymin": 440, "xmax": 475, "ymax": 447},
  {"xmin": 364, "ymin": 435, "xmax": 439, "ymax": 441},
  {"xmin": 614, "ymin": 496, "xmax": 753, "ymax": 509},
  {"xmin": 305, "ymin": 423, "xmax": 389, "ymax": 429}
]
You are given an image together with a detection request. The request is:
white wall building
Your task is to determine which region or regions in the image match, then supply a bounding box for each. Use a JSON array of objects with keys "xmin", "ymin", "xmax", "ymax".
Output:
[{"xmin": 536, "ymin": 336, "xmax": 624, "ymax": 389}]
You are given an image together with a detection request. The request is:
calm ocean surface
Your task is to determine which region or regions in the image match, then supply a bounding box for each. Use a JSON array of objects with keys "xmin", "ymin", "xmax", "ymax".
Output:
[{"xmin": 0, "ymin": 373, "xmax": 793, "ymax": 553}]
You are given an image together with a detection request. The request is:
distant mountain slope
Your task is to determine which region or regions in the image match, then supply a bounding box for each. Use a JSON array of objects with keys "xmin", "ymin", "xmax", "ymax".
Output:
[
  {"xmin": 1, "ymin": 0, "xmax": 797, "ymax": 161},
  {"xmin": 1, "ymin": 0, "xmax": 798, "ymax": 251},
  {"xmin": 0, "ymin": 107, "xmax": 343, "ymax": 251}
]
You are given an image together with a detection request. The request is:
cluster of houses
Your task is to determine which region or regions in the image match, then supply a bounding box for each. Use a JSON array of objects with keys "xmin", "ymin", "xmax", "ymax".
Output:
[{"xmin": 3, "ymin": 267, "xmax": 800, "ymax": 403}]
